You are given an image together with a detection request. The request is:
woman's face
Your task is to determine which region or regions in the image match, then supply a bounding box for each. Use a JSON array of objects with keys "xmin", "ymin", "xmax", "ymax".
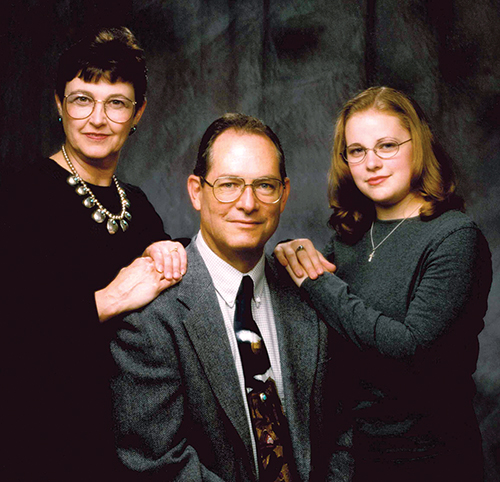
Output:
[
  {"xmin": 55, "ymin": 76, "xmax": 146, "ymax": 166},
  {"xmin": 345, "ymin": 109, "xmax": 417, "ymax": 219}
]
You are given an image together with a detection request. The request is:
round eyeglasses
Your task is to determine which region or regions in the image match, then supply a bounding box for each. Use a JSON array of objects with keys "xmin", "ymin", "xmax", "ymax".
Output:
[
  {"xmin": 64, "ymin": 93, "xmax": 137, "ymax": 124},
  {"xmin": 342, "ymin": 138, "xmax": 412, "ymax": 165},
  {"xmin": 201, "ymin": 176, "xmax": 285, "ymax": 204}
]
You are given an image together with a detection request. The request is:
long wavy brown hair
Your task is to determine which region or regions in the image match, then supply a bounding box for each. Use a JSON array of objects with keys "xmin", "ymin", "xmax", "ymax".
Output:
[{"xmin": 328, "ymin": 86, "xmax": 464, "ymax": 244}]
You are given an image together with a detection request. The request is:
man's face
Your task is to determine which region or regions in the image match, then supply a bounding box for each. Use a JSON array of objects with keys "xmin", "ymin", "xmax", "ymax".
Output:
[{"xmin": 188, "ymin": 128, "xmax": 289, "ymax": 272}]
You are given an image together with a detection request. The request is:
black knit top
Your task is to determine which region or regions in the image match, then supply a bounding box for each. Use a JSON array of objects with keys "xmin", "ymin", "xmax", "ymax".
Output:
[{"xmin": 1, "ymin": 157, "xmax": 169, "ymax": 479}]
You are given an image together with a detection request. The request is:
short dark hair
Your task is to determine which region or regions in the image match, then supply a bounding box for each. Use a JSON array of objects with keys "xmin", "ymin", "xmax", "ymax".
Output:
[
  {"xmin": 56, "ymin": 27, "xmax": 147, "ymax": 109},
  {"xmin": 194, "ymin": 113, "xmax": 287, "ymax": 180}
]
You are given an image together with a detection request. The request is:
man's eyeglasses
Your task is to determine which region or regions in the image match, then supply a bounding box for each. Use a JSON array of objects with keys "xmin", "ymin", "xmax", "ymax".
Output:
[
  {"xmin": 342, "ymin": 138, "xmax": 412, "ymax": 165},
  {"xmin": 64, "ymin": 93, "xmax": 137, "ymax": 124},
  {"xmin": 201, "ymin": 176, "xmax": 285, "ymax": 204}
]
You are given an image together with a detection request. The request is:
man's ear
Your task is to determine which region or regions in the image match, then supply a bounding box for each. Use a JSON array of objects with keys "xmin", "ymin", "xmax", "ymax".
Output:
[
  {"xmin": 279, "ymin": 177, "xmax": 290, "ymax": 214},
  {"xmin": 187, "ymin": 175, "xmax": 203, "ymax": 211}
]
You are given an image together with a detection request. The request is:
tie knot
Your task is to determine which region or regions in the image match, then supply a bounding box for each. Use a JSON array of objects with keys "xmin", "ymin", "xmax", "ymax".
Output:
[
  {"xmin": 241, "ymin": 275, "xmax": 254, "ymax": 299},
  {"xmin": 236, "ymin": 276, "xmax": 254, "ymax": 316}
]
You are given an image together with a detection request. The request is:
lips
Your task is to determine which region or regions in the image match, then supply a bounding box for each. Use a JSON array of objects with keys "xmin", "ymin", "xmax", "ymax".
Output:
[
  {"xmin": 230, "ymin": 220, "xmax": 262, "ymax": 225},
  {"xmin": 228, "ymin": 219, "xmax": 265, "ymax": 228},
  {"xmin": 84, "ymin": 133, "xmax": 110, "ymax": 140},
  {"xmin": 367, "ymin": 176, "xmax": 389, "ymax": 186}
]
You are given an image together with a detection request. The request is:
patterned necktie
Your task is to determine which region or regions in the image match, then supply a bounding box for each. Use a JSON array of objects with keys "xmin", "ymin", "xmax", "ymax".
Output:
[{"xmin": 234, "ymin": 276, "xmax": 293, "ymax": 482}]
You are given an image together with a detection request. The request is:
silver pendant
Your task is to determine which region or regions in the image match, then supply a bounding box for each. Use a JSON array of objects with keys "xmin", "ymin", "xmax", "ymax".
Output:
[
  {"xmin": 107, "ymin": 218, "xmax": 119, "ymax": 235},
  {"xmin": 76, "ymin": 185, "xmax": 87, "ymax": 196},
  {"xmin": 120, "ymin": 219, "xmax": 129, "ymax": 232},
  {"xmin": 92, "ymin": 209, "xmax": 106, "ymax": 223},
  {"xmin": 67, "ymin": 175, "xmax": 79, "ymax": 186},
  {"xmin": 62, "ymin": 144, "xmax": 131, "ymax": 236},
  {"xmin": 368, "ymin": 252, "xmax": 374, "ymax": 262},
  {"xmin": 83, "ymin": 197, "xmax": 95, "ymax": 208}
]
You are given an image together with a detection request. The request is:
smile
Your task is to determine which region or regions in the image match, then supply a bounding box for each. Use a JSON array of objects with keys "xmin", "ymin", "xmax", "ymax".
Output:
[
  {"xmin": 230, "ymin": 220, "xmax": 263, "ymax": 226},
  {"xmin": 84, "ymin": 133, "xmax": 110, "ymax": 141},
  {"xmin": 367, "ymin": 176, "xmax": 389, "ymax": 186}
]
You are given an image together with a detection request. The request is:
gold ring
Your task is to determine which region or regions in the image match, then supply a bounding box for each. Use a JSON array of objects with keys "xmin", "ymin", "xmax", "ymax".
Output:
[
  {"xmin": 295, "ymin": 245, "xmax": 305, "ymax": 253},
  {"xmin": 171, "ymin": 247, "xmax": 178, "ymax": 253}
]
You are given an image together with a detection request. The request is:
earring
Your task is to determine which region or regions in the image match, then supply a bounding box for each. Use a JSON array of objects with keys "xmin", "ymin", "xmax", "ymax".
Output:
[
  {"xmin": 129, "ymin": 125, "xmax": 137, "ymax": 136},
  {"xmin": 58, "ymin": 117, "xmax": 62, "ymax": 122}
]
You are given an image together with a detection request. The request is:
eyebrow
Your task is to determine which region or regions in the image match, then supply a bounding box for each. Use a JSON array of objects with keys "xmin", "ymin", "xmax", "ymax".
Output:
[
  {"xmin": 65, "ymin": 90, "xmax": 131, "ymax": 99},
  {"xmin": 346, "ymin": 136, "xmax": 399, "ymax": 147},
  {"xmin": 215, "ymin": 174, "xmax": 280, "ymax": 179}
]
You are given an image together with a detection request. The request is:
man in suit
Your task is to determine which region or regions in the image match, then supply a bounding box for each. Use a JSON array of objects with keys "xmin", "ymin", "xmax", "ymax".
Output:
[{"xmin": 111, "ymin": 113, "xmax": 331, "ymax": 481}]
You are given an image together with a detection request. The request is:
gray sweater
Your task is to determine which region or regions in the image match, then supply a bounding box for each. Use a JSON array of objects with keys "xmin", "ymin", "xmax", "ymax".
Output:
[{"xmin": 302, "ymin": 210, "xmax": 492, "ymax": 479}]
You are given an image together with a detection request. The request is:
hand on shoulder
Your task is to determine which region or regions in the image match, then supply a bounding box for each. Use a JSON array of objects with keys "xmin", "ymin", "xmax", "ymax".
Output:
[
  {"xmin": 274, "ymin": 238, "xmax": 336, "ymax": 287},
  {"xmin": 143, "ymin": 240, "xmax": 188, "ymax": 280},
  {"xmin": 95, "ymin": 256, "xmax": 182, "ymax": 322}
]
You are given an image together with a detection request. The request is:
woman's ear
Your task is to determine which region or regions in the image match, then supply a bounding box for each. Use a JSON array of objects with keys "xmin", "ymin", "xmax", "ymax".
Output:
[
  {"xmin": 54, "ymin": 91, "xmax": 63, "ymax": 117},
  {"xmin": 132, "ymin": 98, "xmax": 147, "ymax": 126}
]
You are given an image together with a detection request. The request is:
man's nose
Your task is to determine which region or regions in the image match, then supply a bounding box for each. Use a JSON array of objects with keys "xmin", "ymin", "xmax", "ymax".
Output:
[{"xmin": 236, "ymin": 184, "xmax": 258, "ymax": 211}]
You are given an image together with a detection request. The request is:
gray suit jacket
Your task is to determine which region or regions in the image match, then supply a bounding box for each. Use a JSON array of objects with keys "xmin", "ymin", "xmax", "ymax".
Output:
[{"xmin": 112, "ymin": 243, "xmax": 331, "ymax": 481}]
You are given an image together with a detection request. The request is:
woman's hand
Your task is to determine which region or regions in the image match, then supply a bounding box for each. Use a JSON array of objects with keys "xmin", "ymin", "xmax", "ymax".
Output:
[
  {"xmin": 274, "ymin": 238, "xmax": 336, "ymax": 287},
  {"xmin": 142, "ymin": 240, "xmax": 187, "ymax": 280},
  {"xmin": 95, "ymin": 256, "xmax": 183, "ymax": 322}
]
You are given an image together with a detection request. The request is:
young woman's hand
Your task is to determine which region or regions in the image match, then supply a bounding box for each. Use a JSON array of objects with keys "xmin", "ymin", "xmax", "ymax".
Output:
[{"xmin": 274, "ymin": 238, "xmax": 336, "ymax": 286}]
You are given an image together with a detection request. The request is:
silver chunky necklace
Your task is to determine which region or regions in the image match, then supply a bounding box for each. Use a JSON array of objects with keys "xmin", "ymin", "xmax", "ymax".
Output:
[
  {"xmin": 368, "ymin": 205, "xmax": 420, "ymax": 262},
  {"xmin": 62, "ymin": 144, "xmax": 131, "ymax": 235}
]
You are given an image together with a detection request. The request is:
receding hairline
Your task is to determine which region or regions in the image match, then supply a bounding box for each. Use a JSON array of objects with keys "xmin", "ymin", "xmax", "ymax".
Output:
[{"xmin": 205, "ymin": 127, "xmax": 283, "ymax": 176}]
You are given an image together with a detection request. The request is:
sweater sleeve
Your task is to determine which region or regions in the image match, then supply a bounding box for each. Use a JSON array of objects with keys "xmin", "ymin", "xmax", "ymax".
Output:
[{"xmin": 301, "ymin": 226, "xmax": 491, "ymax": 359}]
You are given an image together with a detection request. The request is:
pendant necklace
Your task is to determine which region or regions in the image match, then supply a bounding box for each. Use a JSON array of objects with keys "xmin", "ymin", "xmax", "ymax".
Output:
[
  {"xmin": 62, "ymin": 144, "xmax": 131, "ymax": 235},
  {"xmin": 368, "ymin": 205, "xmax": 421, "ymax": 262}
]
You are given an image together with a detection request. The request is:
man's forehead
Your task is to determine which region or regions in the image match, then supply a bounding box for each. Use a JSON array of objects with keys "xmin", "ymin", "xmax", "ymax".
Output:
[{"xmin": 208, "ymin": 129, "xmax": 280, "ymax": 176}]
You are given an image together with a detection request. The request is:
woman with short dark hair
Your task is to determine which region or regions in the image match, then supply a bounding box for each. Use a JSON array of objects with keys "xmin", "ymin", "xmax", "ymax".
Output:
[{"xmin": 1, "ymin": 27, "xmax": 186, "ymax": 478}]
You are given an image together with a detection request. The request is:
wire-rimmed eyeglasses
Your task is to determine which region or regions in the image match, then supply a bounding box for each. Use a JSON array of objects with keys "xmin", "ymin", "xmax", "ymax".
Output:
[
  {"xmin": 201, "ymin": 176, "xmax": 285, "ymax": 204},
  {"xmin": 63, "ymin": 93, "xmax": 137, "ymax": 124},
  {"xmin": 342, "ymin": 138, "xmax": 412, "ymax": 165}
]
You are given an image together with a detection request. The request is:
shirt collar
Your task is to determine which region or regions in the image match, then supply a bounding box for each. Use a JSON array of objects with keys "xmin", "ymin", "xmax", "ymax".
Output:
[{"xmin": 195, "ymin": 231, "xmax": 266, "ymax": 308}]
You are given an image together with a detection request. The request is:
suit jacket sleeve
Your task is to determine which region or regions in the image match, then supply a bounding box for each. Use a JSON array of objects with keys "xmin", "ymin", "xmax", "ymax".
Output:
[{"xmin": 111, "ymin": 304, "xmax": 226, "ymax": 481}]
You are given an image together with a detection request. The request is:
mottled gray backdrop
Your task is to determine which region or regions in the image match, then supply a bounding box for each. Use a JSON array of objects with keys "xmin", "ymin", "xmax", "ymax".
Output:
[{"xmin": 1, "ymin": 0, "xmax": 499, "ymax": 479}]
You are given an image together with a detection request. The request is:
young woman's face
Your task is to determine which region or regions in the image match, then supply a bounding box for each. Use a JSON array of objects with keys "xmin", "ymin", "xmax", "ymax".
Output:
[
  {"xmin": 345, "ymin": 109, "xmax": 417, "ymax": 219},
  {"xmin": 55, "ymin": 76, "xmax": 145, "ymax": 167}
]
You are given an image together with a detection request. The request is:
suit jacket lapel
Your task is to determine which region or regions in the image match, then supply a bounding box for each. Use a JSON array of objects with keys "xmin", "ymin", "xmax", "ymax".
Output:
[
  {"xmin": 177, "ymin": 245, "xmax": 255, "ymax": 473},
  {"xmin": 266, "ymin": 257, "xmax": 321, "ymax": 480}
]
